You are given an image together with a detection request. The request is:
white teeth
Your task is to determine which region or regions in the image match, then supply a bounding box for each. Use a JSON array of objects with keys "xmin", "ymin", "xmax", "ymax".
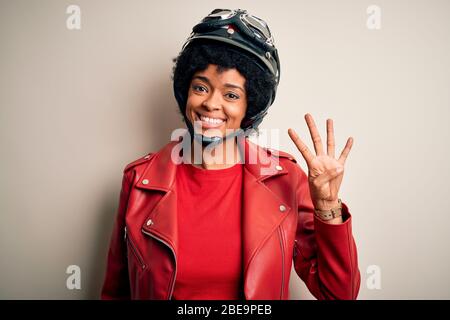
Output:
[{"xmin": 199, "ymin": 115, "xmax": 224, "ymax": 124}]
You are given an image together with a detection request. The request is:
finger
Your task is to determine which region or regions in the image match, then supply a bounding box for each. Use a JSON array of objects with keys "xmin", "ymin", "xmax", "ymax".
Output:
[
  {"xmin": 313, "ymin": 166, "xmax": 344, "ymax": 187},
  {"xmin": 288, "ymin": 128, "xmax": 315, "ymax": 165},
  {"xmin": 327, "ymin": 119, "xmax": 335, "ymax": 158},
  {"xmin": 338, "ymin": 137, "xmax": 354, "ymax": 165},
  {"xmin": 305, "ymin": 113, "xmax": 325, "ymax": 155}
]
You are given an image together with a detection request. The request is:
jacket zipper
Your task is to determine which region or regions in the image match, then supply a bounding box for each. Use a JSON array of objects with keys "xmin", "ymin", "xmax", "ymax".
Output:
[
  {"xmin": 142, "ymin": 229, "xmax": 177, "ymax": 300},
  {"xmin": 278, "ymin": 227, "xmax": 285, "ymax": 299},
  {"xmin": 124, "ymin": 226, "xmax": 146, "ymax": 269}
]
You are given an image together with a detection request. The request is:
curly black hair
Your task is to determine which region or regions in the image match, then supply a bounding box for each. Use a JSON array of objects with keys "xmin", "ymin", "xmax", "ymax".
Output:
[{"xmin": 172, "ymin": 39, "xmax": 277, "ymax": 129}]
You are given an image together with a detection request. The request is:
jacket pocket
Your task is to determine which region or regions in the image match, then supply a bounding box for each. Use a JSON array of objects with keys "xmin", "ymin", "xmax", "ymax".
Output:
[{"xmin": 124, "ymin": 226, "xmax": 146, "ymax": 270}]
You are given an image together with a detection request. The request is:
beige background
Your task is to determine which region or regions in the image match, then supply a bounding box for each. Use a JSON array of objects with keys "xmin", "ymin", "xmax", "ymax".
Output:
[{"xmin": 1, "ymin": 0, "xmax": 449, "ymax": 299}]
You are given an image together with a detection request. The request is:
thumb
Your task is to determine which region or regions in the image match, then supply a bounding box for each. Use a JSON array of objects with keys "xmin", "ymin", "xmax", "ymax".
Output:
[{"xmin": 314, "ymin": 166, "xmax": 344, "ymax": 186}]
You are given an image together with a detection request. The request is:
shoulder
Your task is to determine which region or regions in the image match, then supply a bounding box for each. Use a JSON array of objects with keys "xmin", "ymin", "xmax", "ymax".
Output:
[
  {"xmin": 263, "ymin": 146, "xmax": 297, "ymax": 163},
  {"xmin": 121, "ymin": 140, "xmax": 178, "ymax": 175},
  {"xmin": 262, "ymin": 146, "xmax": 308, "ymax": 179},
  {"xmin": 123, "ymin": 152, "xmax": 156, "ymax": 173}
]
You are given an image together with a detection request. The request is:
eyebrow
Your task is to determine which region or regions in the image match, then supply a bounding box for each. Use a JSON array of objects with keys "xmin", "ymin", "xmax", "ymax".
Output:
[{"xmin": 192, "ymin": 75, "xmax": 245, "ymax": 93}]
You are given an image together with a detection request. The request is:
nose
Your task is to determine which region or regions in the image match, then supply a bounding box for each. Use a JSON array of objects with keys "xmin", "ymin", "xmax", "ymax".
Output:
[{"xmin": 202, "ymin": 91, "xmax": 221, "ymax": 111}]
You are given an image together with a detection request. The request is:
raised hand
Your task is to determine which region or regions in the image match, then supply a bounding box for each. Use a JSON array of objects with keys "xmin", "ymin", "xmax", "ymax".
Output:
[{"xmin": 288, "ymin": 114, "xmax": 353, "ymax": 211}]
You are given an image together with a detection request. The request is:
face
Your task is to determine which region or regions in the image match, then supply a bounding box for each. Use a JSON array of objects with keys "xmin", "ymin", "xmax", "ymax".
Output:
[{"xmin": 185, "ymin": 64, "xmax": 247, "ymax": 138}]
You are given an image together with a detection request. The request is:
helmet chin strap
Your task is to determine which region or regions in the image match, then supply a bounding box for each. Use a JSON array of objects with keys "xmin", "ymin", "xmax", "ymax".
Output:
[{"xmin": 186, "ymin": 119, "xmax": 245, "ymax": 148}]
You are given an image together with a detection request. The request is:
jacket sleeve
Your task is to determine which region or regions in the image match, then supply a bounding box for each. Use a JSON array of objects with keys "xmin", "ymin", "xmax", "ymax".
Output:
[
  {"xmin": 100, "ymin": 169, "xmax": 133, "ymax": 300},
  {"xmin": 293, "ymin": 166, "xmax": 361, "ymax": 300}
]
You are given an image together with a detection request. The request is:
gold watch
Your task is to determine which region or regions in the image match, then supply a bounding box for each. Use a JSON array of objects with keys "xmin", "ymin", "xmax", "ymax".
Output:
[{"xmin": 314, "ymin": 199, "xmax": 342, "ymax": 221}]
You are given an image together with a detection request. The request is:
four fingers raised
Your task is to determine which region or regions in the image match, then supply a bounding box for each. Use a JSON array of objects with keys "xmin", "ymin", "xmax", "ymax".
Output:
[{"xmin": 288, "ymin": 114, "xmax": 353, "ymax": 166}]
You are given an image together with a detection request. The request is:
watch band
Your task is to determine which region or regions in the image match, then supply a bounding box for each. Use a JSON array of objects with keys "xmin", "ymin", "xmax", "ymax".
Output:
[{"xmin": 314, "ymin": 198, "xmax": 342, "ymax": 221}]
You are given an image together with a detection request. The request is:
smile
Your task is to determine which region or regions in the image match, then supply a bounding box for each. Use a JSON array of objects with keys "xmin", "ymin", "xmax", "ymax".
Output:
[{"xmin": 195, "ymin": 112, "xmax": 226, "ymax": 127}]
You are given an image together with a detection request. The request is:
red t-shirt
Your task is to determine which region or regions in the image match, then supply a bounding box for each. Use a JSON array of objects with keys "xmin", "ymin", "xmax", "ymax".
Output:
[{"xmin": 172, "ymin": 162, "xmax": 244, "ymax": 300}]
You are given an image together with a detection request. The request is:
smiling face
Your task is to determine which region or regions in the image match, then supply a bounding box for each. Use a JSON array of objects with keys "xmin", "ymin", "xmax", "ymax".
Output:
[{"xmin": 185, "ymin": 64, "xmax": 247, "ymax": 138}]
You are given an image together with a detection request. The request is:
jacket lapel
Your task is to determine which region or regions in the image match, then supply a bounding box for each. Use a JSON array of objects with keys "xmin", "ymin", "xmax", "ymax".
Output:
[
  {"xmin": 238, "ymin": 136, "xmax": 291, "ymax": 279},
  {"xmin": 138, "ymin": 140, "xmax": 181, "ymax": 256}
]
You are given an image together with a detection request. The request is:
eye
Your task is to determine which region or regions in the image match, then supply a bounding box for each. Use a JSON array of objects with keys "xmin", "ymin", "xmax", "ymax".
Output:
[
  {"xmin": 192, "ymin": 85, "xmax": 208, "ymax": 93},
  {"xmin": 225, "ymin": 92, "xmax": 240, "ymax": 100}
]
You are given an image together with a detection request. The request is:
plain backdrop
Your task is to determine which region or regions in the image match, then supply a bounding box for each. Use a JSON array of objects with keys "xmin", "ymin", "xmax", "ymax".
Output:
[{"xmin": 1, "ymin": 0, "xmax": 449, "ymax": 299}]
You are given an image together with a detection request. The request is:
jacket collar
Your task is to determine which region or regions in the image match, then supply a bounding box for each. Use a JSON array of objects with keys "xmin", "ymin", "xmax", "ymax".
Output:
[{"xmin": 136, "ymin": 133, "xmax": 288, "ymax": 192}]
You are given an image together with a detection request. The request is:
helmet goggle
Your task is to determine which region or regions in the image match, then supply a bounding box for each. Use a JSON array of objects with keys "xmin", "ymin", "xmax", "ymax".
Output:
[{"xmin": 193, "ymin": 9, "xmax": 275, "ymax": 51}]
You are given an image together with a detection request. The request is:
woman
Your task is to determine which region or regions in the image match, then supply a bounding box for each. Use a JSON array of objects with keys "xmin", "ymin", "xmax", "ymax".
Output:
[{"xmin": 101, "ymin": 8, "xmax": 360, "ymax": 300}]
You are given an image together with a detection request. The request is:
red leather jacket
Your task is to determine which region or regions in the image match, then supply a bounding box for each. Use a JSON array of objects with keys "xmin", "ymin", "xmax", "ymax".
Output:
[{"xmin": 101, "ymin": 137, "xmax": 361, "ymax": 300}]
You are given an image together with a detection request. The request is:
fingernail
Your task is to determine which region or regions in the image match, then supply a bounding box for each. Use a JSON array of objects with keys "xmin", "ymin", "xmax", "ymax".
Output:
[{"xmin": 336, "ymin": 167, "xmax": 344, "ymax": 173}]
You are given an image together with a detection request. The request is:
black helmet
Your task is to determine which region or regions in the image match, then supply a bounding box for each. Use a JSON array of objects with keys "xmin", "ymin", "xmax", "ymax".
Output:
[{"xmin": 175, "ymin": 8, "xmax": 281, "ymax": 132}]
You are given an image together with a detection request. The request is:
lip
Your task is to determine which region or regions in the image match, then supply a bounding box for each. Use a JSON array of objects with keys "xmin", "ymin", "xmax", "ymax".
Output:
[{"xmin": 194, "ymin": 112, "xmax": 227, "ymax": 129}]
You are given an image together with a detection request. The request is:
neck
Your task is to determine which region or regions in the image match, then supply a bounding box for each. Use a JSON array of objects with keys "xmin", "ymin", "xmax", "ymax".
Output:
[{"xmin": 190, "ymin": 137, "xmax": 243, "ymax": 170}]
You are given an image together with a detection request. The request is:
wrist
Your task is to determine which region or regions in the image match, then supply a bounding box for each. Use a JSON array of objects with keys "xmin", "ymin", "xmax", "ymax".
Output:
[
  {"xmin": 314, "ymin": 198, "xmax": 340, "ymax": 211},
  {"xmin": 313, "ymin": 198, "xmax": 342, "ymax": 221}
]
